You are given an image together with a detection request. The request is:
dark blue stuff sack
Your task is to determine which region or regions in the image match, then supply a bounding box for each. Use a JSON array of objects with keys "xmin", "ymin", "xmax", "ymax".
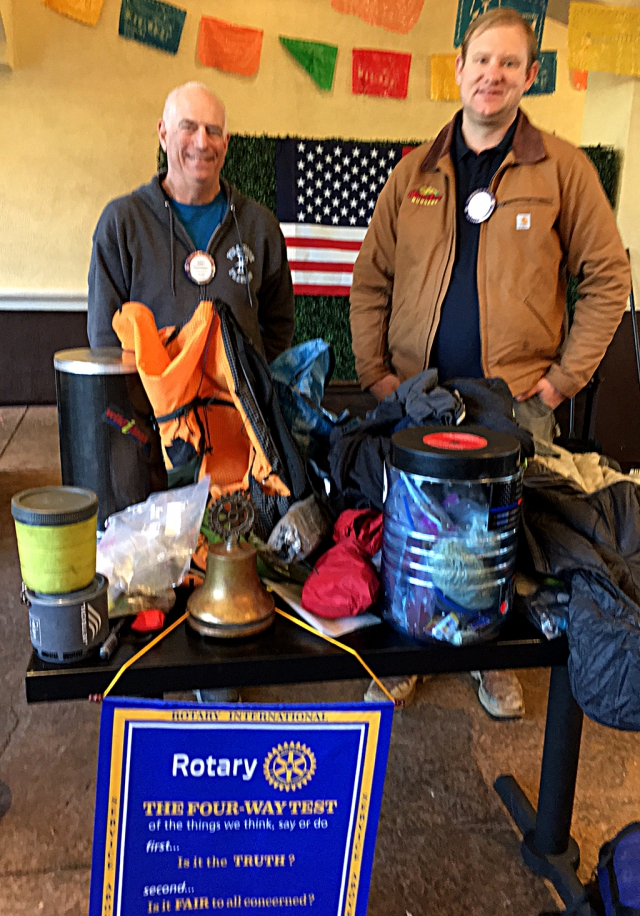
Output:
[
  {"xmin": 597, "ymin": 822, "xmax": 640, "ymax": 916},
  {"xmin": 270, "ymin": 339, "xmax": 348, "ymax": 464}
]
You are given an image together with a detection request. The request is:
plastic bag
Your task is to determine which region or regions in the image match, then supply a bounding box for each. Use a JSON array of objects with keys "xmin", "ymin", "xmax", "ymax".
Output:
[
  {"xmin": 270, "ymin": 339, "xmax": 347, "ymax": 464},
  {"xmin": 97, "ymin": 477, "xmax": 210, "ymax": 612},
  {"xmin": 266, "ymin": 495, "xmax": 331, "ymax": 564}
]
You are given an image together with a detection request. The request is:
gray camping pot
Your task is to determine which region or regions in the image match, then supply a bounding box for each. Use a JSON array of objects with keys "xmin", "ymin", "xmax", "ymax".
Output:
[{"xmin": 22, "ymin": 574, "xmax": 109, "ymax": 663}]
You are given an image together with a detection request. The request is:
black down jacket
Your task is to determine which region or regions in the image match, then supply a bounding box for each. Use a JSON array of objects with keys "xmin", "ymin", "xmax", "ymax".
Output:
[{"xmin": 522, "ymin": 472, "xmax": 640, "ymax": 730}]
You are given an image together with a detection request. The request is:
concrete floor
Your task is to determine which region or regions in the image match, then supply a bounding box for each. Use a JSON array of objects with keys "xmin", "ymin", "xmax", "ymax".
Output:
[{"xmin": 1, "ymin": 408, "xmax": 640, "ymax": 916}]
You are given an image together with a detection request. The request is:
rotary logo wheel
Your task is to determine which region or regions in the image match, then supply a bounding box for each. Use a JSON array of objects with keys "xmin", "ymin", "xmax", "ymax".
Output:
[
  {"xmin": 209, "ymin": 491, "xmax": 254, "ymax": 540},
  {"xmin": 263, "ymin": 742, "xmax": 316, "ymax": 792}
]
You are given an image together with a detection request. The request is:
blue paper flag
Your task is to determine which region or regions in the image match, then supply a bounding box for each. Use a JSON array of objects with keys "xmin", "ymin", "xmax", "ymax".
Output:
[
  {"xmin": 119, "ymin": 0, "xmax": 186, "ymax": 55},
  {"xmin": 454, "ymin": 0, "xmax": 548, "ymax": 49},
  {"xmin": 525, "ymin": 49, "xmax": 557, "ymax": 95}
]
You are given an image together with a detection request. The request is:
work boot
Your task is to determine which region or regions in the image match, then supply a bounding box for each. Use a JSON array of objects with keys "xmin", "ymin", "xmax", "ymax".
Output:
[
  {"xmin": 364, "ymin": 675, "xmax": 417, "ymax": 707},
  {"xmin": 194, "ymin": 688, "xmax": 241, "ymax": 703},
  {"xmin": 471, "ymin": 670, "xmax": 524, "ymax": 719}
]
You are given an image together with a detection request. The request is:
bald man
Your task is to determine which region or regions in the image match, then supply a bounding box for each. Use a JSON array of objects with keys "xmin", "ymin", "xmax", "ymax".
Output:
[{"xmin": 88, "ymin": 82, "xmax": 294, "ymax": 364}]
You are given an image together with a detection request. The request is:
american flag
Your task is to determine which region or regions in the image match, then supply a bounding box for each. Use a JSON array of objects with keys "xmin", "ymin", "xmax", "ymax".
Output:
[{"xmin": 276, "ymin": 139, "xmax": 408, "ymax": 296}]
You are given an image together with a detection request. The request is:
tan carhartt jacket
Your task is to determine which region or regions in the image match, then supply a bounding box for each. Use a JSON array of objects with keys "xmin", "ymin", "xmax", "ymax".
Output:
[{"xmin": 350, "ymin": 111, "xmax": 630, "ymax": 399}]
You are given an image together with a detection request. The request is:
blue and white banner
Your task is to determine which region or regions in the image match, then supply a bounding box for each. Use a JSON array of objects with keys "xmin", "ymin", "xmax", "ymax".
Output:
[{"xmin": 89, "ymin": 699, "xmax": 393, "ymax": 916}]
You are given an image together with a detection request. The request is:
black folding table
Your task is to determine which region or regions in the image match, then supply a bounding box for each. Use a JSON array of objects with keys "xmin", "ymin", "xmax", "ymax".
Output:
[{"xmin": 25, "ymin": 594, "xmax": 593, "ymax": 915}]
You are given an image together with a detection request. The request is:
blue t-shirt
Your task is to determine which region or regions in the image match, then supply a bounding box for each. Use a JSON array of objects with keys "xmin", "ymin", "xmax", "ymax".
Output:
[{"xmin": 170, "ymin": 188, "xmax": 227, "ymax": 251}]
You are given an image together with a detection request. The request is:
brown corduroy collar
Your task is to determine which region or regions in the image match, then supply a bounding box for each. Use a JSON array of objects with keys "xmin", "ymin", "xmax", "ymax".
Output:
[{"xmin": 420, "ymin": 109, "xmax": 546, "ymax": 172}]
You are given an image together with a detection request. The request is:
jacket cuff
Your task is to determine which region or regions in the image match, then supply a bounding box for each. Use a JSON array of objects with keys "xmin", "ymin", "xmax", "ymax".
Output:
[
  {"xmin": 545, "ymin": 364, "xmax": 583, "ymax": 400},
  {"xmin": 357, "ymin": 366, "xmax": 391, "ymax": 392}
]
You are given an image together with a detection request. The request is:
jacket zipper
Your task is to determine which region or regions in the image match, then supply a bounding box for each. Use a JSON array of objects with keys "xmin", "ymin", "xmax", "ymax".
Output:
[
  {"xmin": 477, "ymin": 159, "xmax": 515, "ymax": 375},
  {"xmin": 167, "ymin": 184, "xmax": 234, "ymax": 302},
  {"xmin": 425, "ymin": 171, "xmax": 456, "ymax": 366}
]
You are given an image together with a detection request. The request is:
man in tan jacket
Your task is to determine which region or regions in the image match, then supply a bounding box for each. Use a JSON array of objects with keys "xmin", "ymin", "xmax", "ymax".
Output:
[{"xmin": 351, "ymin": 9, "xmax": 630, "ymax": 716}]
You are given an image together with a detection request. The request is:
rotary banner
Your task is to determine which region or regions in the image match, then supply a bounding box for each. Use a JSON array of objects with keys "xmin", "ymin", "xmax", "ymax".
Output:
[
  {"xmin": 330, "ymin": 0, "xmax": 424, "ymax": 34},
  {"xmin": 352, "ymin": 48, "xmax": 412, "ymax": 98},
  {"xmin": 197, "ymin": 16, "xmax": 264, "ymax": 76},
  {"xmin": 44, "ymin": 0, "xmax": 104, "ymax": 25},
  {"xmin": 568, "ymin": 2, "xmax": 640, "ymax": 78},
  {"xmin": 279, "ymin": 37, "xmax": 338, "ymax": 91},
  {"xmin": 89, "ymin": 698, "xmax": 393, "ymax": 916}
]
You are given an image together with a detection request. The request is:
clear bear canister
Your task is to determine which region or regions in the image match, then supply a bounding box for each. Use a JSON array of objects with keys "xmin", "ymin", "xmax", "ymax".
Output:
[{"xmin": 381, "ymin": 426, "xmax": 522, "ymax": 645}]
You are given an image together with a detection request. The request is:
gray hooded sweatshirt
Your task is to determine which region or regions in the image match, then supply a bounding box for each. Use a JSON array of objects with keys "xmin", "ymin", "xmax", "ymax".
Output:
[{"xmin": 88, "ymin": 174, "xmax": 294, "ymax": 364}]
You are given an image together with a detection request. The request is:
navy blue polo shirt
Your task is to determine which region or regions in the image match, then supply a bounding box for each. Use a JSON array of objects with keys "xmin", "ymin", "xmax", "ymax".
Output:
[{"xmin": 430, "ymin": 114, "xmax": 519, "ymax": 382}]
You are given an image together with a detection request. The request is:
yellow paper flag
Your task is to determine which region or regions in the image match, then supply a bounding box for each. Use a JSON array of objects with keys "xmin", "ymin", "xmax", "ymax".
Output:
[
  {"xmin": 430, "ymin": 54, "xmax": 460, "ymax": 101},
  {"xmin": 45, "ymin": 0, "xmax": 104, "ymax": 25},
  {"xmin": 568, "ymin": 2, "xmax": 640, "ymax": 78}
]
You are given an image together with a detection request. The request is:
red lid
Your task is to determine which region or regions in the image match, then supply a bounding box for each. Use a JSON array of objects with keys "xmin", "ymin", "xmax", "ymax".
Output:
[
  {"xmin": 422, "ymin": 432, "xmax": 488, "ymax": 451},
  {"xmin": 131, "ymin": 609, "xmax": 166, "ymax": 633}
]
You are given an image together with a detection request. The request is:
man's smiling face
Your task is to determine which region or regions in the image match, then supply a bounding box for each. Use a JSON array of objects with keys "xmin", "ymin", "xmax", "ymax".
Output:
[
  {"xmin": 455, "ymin": 24, "xmax": 538, "ymax": 128},
  {"xmin": 159, "ymin": 86, "xmax": 229, "ymax": 201}
]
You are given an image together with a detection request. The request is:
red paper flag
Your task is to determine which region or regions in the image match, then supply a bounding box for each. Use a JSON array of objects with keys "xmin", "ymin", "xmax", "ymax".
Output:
[
  {"xmin": 352, "ymin": 48, "xmax": 411, "ymax": 99},
  {"xmin": 198, "ymin": 16, "xmax": 263, "ymax": 76}
]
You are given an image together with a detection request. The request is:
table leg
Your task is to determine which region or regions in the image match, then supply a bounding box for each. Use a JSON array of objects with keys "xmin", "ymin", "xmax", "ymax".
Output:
[{"xmin": 495, "ymin": 665, "xmax": 595, "ymax": 915}]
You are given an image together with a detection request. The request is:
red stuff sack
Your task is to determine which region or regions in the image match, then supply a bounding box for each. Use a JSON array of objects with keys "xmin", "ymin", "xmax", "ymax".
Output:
[{"xmin": 301, "ymin": 509, "xmax": 382, "ymax": 618}]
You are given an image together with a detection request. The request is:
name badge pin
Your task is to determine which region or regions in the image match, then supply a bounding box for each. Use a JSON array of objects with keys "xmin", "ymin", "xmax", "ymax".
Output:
[
  {"xmin": 185, "ymin": 251, "xmax": 215, "ymax": 285},
  {"xmin": 465, "ymin": 189, "xmax": 496, "ymax": 224}
]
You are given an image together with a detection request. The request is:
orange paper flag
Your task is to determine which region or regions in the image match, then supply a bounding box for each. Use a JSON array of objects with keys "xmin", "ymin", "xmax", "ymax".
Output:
[
  {"xmin": 570, "ymin": 69, "xmax": 589, "ymax": 91},
  {"xmin": 45, "ymin": 0, "xmax": 104, "ymax": 25},
  {"xmin": 198, "ymin": 16, "xmax": 263, "ymax": 76},
  {"xmin": 331, "ymin": 0, "xmax": 424, "ymax": 35}
]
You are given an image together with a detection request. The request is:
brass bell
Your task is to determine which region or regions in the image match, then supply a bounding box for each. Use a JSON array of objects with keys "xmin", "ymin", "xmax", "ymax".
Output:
[{"xmin": 187, "ymin": 493, "xmax": 274, "ymax": 639}]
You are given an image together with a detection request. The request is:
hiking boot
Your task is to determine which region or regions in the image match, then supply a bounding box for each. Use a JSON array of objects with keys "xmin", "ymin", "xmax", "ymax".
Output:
[
  {"xmin": 471, "ymin": 670, "xmax": 524, "ymax": 719},
  {"xmin": 364, "ymin": 675, "xmax": 417, "ymax": 706}
]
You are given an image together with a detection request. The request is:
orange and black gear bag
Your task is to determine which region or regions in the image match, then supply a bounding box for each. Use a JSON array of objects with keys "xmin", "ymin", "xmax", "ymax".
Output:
[{"xmin": 113, "ymin": 298, "xmax": 307, "ymax": 540}]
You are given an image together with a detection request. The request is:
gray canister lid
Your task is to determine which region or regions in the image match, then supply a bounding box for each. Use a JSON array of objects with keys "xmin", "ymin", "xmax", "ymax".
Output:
[
  {"xmin": 11, "ymin": 486, "xmax": 98, "ymax": 526},
  {"xmin": 53, "ymin": 348, "xmax": 137, "ymax": 375}
]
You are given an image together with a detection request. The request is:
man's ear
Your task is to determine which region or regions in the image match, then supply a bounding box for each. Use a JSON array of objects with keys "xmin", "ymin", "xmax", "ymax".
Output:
[
  {"xmin": 523, "ymin": 60, "xmax": 539, "ymax": 93},
  {"xmin": 158, "ymin": 119, "xmax": 167, "ymax": 152},
  {"xmin": 454, "ymin": 53, "xmax": 464, "ymax": 86}
]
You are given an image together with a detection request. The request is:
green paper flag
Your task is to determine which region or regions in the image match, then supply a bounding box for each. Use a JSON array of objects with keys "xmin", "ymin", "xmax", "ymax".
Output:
[{"xmin": 279, "ymin": 37, "xmax": 338, "ymax": 91}]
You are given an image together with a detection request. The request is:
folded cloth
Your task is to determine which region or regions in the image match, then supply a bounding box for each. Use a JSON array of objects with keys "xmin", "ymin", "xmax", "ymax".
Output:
[
  {"xmin": 442, "ymin": 377, "xmax": 534, "ymax": 459},
  {"xmin": 328, "ymin": 371, "xmax": 464, "ymax": 510},
  {"xmin": 328, "ymin": 373, "xmax": 531, "ymax": 511}
]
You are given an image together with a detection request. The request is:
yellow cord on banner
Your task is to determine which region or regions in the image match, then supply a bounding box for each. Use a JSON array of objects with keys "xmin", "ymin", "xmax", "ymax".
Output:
[
  {"xmin": 95, "ymin": 606, "xmax": 397, "ymax": 706},
  {"xmin": 99, "ymin": 612, "xmax": 189, "ymax": 700},
  {"xmin": 273, "ymin": 606, "xmax": 398, "ymax": 706}
]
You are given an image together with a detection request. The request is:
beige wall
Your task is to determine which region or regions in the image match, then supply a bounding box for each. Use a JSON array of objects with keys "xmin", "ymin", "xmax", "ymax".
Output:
[
  {"xmin": 582, "ymin": 72, "xmax": 640, "ymax": 300},
  {"xmin": 0, "ymin": 0, "xmax": 584, "ymax": 293}
]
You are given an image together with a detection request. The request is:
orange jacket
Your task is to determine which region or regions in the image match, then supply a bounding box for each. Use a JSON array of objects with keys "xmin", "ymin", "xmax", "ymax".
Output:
[{"xmin": 113, "ymin": 300, "xmax": 291, "ymax": 502}]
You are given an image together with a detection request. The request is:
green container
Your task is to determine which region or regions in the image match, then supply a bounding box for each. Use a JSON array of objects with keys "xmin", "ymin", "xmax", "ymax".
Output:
[{"xmin": 11, "ymin": 486, "xmax": 98, "ymax": 595}]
